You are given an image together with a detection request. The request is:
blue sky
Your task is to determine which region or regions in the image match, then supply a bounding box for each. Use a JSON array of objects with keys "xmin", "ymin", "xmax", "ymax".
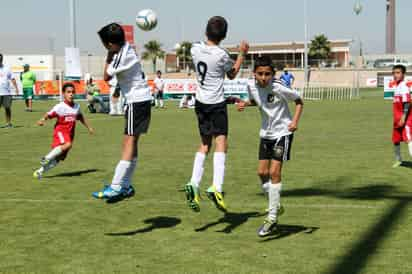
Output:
[{"xmin": 0, "ymin": 0, "xmax": 411, "ymax": 55}]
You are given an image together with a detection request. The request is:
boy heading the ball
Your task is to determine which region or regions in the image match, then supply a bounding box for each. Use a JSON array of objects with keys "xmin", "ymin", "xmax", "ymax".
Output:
[
  {"xmin": 93, "ymin": 23, "xmax": 152, "ymax": 203},
  {"xmin": 184, "ymin": 16, "xmax": 249, "ymax": 213},
  {"xmin": 391, "ymin": 65, "xmax": 412, "ymax": 167},
  {"xmin": 33, "ymin": 83, "xmax": 94, "ymax": 179},
  {"xmin": 237, "ymin": 56, "xmax": 303, "ymax": 237}
]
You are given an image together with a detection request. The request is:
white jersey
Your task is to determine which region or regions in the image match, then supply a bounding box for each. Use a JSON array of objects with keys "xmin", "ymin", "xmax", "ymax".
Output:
[
  {"xmin": 0, "ymin": 65, "xmax": 14, "ymax": 95},
  {"xmin": 154, "ymin": 77, "xmax": 164, "ymax": 92},
  {"xmin": 106, "ymin": 42, "xmax": 151, "ymax": 104},
  {"xmin": 248, "ymin": 79, "xmax": 301, "ymax": 140},
  {"xmin": 191, "ymin": 41, "xmax": 234, "ymax": 104}
]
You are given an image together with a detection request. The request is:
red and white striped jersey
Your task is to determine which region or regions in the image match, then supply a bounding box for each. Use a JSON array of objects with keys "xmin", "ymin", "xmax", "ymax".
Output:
[
  {"xmin": 392, "ymin": 80, "xmax": 412, "ymax": 124},
  {"xmin": 47, "ymin": 101, "xmax": 82, "ymax": 135}
]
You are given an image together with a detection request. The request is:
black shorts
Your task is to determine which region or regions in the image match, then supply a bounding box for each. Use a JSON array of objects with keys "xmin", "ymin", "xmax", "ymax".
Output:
[
  {"xmin": 259, "ymin": 134, "xmax": 294, "ymax": 162},
  {"xmin": 124, "ymin": 101, "xmax": 151, "ymax": 136},
  {"xmin": 155, "ymin": 91, "xmax": 163, "ymax": 99},
  {"xmin": 195, "ymin": 100, "xmax": 228, "ymax": 136}
]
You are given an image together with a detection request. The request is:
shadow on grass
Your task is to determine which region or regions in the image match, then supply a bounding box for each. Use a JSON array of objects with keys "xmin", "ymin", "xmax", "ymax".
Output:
[
  {"xmin": 261, "ymin": 225, "xmax": 319, "ymax": 242},
  {"xmin": 282, "ymin": 180, "xmax": 412, "ymax": 274},
  {"xmin": 46, "ymin": 169, "xmax": 99, "ymax": 178},
  {"xmin": 195, "ymin": 211, "xmax": 265, "ymax": 233},
  {"xmin": 400, "ymin": 161, "xmax": 412, "ymax": 169},
  {"xmin": 105, "ymin": 216, "xmax": 181, "ymax": 236}
]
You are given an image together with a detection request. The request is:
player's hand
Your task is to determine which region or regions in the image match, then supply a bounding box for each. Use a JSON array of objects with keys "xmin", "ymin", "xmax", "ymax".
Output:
[
  {"xmin": 88, "ymin": 127, "xmax": 95, "ymax": 135},
  {"xmin": 237, "ymin": 101, "xmax": 246, "ymax": 112},
  {"xmin": 239, "ymin": 41, "xmax": 249, "ymax": 55},
  {"xmin": 37, "ymin": 120, "xmax": 45, "ymax": 126},
  {"xmin": 399, "ymin": 118, "xmax": 406, "ymax": 127},
  {"xmin": 288, "ymin": 121, "xmax": 298, "ymax": 132}
]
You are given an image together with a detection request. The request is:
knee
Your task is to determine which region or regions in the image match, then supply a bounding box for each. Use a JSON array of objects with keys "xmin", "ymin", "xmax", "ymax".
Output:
[
  {"xmin": 199, "ymin": 144, "xmax": 210, "ymax": 155},
  {"xmin": 63, "ymin": 142, "xmax": 72, "ymax": 151}
]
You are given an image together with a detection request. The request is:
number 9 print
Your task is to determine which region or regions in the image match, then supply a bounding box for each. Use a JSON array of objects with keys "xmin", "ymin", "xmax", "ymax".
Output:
[{"xmin": 197, "ymin": 61, "xmax": 208, "ymax": 86}]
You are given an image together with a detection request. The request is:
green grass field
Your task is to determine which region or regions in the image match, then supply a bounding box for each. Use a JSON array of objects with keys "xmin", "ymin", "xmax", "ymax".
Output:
[{"xmin": 1, "ymin": 89, "xmax": 412, "ymax": 274}]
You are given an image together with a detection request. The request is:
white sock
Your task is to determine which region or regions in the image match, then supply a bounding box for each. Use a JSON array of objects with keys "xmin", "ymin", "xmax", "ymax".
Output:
[
  {"xmin": 160, "ymin": 99, "xmax": 164, "ymax": 108},
  {"xmin": 213, "ymin": 152, "xmax": 226, "ymax": 193},
  {"xmin": 45, "ymin": 146, "xmax": 63, "ymax": 161},
  {"xmin": 155, "ymin": 99, "xmax": 159, "ymax": 107},
  {"xmin": 268, "ymin": 183, "xmax": 282, "ymax": 222},
  {"xmin": 123, "ymin": 158, "xmax": 137, "ymax": 188},
  {"xmin": 111, "ymin": 160, "xmax": 132, "ymax": 191},
  {"xmin": 190, "ymin": 152, "xmax": 206, "ymax": 187},
  {"xmin": 262, "ymin": 181, "xmax": 271, "ymax": 194},
  {"xmin": 408, "ymin": 143, "xmax": 412, "ymax": 157},
  {"xmin": 394, "ymin": 144, "xmax": 402, "ymax": 162},
  {"xmin": 39, "ymin": 159, "xmax": 58, "ymax": 174}
]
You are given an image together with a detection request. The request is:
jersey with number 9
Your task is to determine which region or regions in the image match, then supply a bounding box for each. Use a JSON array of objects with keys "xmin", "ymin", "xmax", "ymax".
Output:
[{"xmin": 191, "ymin": 41, "xmax": 234, "ymax": 104}]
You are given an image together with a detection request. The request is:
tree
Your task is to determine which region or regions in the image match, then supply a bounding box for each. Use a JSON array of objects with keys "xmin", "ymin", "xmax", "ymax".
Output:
[
  {"xmin": 309, "ymin": 34, "xmax": 331, "ymax": 67},
  {"xmin": 142, "ymin": 40, "xmax": 165, "ymax": 73},
  {"xmin": 175, "ymin": 41, "xmax": 192, "ymax": 71}
]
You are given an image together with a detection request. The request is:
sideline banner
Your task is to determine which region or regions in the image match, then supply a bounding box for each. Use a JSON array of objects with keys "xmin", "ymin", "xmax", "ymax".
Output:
[
  {"xmin": 384, "ymin": 76, "xmax": 412, "ymax": 99},
  {"xmin": 163, "ymin": 78, "xmax": 249, "ymax": 95}
]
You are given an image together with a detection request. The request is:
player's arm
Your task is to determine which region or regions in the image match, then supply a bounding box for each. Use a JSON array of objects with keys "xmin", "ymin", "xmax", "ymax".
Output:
[
  {"xmin": 37, "ymin": 112, "xmax": 53, "ymax": 126},
  {"xmin": 289, "ymin": 98, "xmax": 304, "ymax": 132},
  {"xmin": 78, "ymin": 113, "xmax": 94, "ymax": 135},
  {"xmin": 237, "ymin": 99, "xmax": 257, "ymax": 112},
  {"xmin": 227, "ymin": 41, "xmax": 249, "ymax": 80},
  {"xmin": 103, "ymin": 51, "xmax": 116, "ymax": 82},
  {"xmin": 399, "ymin": 88, "xmax": 411, "ymax": 127},
  {"xmin": 11, "ymin": 78, "xmax": 19, "ymax": 95}
]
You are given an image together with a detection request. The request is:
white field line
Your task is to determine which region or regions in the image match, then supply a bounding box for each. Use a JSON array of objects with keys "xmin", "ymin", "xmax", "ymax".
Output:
[{"xmin": 0, "ymin": 198, "xmax": 381, "ymax": 209}]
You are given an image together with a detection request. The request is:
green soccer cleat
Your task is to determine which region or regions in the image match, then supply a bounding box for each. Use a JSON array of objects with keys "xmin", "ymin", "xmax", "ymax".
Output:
[
  {"xmin": 184, "ymin": 183, "xmax": 200, "ymax": 212},
  {"xmin": 392, "ymin": 161, "xmax": 402, "ymax": 168},
  {"xmin": 206, "ymin": 185, "xmax": 227, "ymax": 213},
  {"xmin": 33, "ymin": 169, "xmax": 42, "ymax": 180}
]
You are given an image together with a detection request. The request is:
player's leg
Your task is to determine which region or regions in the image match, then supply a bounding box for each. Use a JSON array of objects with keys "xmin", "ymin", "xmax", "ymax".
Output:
[
  {"xmin": 185, "ymin": 135, "xmax": 211, "ymax": 212},
  {"xmin": 94, "ymin": 102, "xmax": 150, "ymax": 201},
  {"xmin": 34, "ymin": 138, "xmax": 72, "ymax": 179},
  {"xmin": 393, "ymin": 127, "xmax": 403, "ymax": 167},
  {"xmin": 404, "ymin": 125, "xmax": 412, "ymax": 158},
  {"xmin": 3, "ymin": 96, "xmax": 13, "ymax": 127},
  {"xmin": 258, "ymin": 139, "xmax": 272, "ymax": 195},
  {"xmin": 206, "ymin": 102, "xmax": 229, "ymax": 212},
  {"xmin": 258, "ymin": 135, "xmax": 292, "ymax": 237},
  {"xmin": 159, "ymin": 92, "xmax": 164, "ymax": 108}
]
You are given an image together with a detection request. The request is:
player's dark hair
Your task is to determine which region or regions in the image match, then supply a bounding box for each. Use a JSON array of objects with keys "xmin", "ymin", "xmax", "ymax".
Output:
[
  {"xmin": 98, "ymin": 23, "xmax": 125, "ymax": 45},
  {"xmin": 157, "ymin": 70, "xmax": 162, "ymax": 74},
  {"xmin": 0, "ymin": 53, "xmax": 3, "ymax": 62},
  {"xmin": 206, "ymin": 16, "xmax": 228, "ymax": 43},
  {"xmin": 62, "ymin": 83, "xmax": 76, "ymax": 93},
  {"xmin": 393, "ymin": 64, "xmax": 406, "ymax": 74},
  {"xmin": 254, "ymin": 56, "xmax": 275, "ymax": 73}
]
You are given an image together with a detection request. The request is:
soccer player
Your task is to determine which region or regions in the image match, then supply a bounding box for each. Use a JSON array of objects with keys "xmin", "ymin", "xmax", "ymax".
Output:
[
  {"xmin": 21, "ymin": 64, "xmax": 36, "ymax": 112},
  {"xmin": 237, "ymin": 56, "xmax": 303, "ymax": 237},
  {"xmin": 33, "ymin": 83, "xmax": 94, "ymax": 179},
  {"xmin": 92, "ymin": 23, "xmax": 152, "ymax": 203},
  {"xmin": 279, "ymin": 69, "xmax": 295, "ymax": 88},
  {"xmin": 184, "ymin": 16, "xmax": 249, "ymax": 212},
  {"xmin": 153, "ymin": 70, "xmax": 165, "ymax": 108},
  {"xmin": 391, "ymin": 65, "xmax": 412, "ymax": 167},
  {"xmin": 0, "ymin": 53, "xmax": 19, "ymax": 128}
]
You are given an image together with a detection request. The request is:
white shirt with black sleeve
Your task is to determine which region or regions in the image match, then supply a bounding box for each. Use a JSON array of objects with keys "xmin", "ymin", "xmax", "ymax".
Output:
[
  {"xmin": 106, "ymin": 42, "xmax": 152, "ymax": 104},
  {"xmin": 248, "ymin": 79, "xmax": 301, "ymax": 140}
]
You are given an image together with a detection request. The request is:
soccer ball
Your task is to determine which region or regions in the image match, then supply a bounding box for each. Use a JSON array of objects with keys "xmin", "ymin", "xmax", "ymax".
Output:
[{"xmin": 136, "ymin": 9, "xmax": 158, "ymax": 31}]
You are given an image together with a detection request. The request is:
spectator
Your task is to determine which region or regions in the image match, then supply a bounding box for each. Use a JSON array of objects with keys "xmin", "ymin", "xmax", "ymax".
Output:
[
  {"xmin": 280, "ymin": 69, "xmax": 295, "ymax": 88},
  {"xmin": 0, "ymin": 53, "xmax": 19, "ymax": 128},
  {"xmin": 20, "ymin": 64, "xmax": 36, "ymax": 112}
]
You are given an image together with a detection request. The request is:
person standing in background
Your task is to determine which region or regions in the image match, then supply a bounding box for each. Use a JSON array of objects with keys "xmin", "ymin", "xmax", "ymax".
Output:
[
  {"xmin": 153, "ymin": 70, "xmax": 165, "ymax": 108},
  {"xmin": 0, "ymin": 53, "xmax": 19, "ymax": 128},
  {"xmin": 280, "ymin": 69, "xmax": 295, "ymax": 88},
  {"xmin": 21, "ymin": 64, "xmax": 36, "ymax": 112}
]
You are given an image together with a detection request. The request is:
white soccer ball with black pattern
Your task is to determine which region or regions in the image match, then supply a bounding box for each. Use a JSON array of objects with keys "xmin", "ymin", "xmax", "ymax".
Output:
[{"xmin": 136, "ymin": 9, "xmax": 158, "ymax": 31}]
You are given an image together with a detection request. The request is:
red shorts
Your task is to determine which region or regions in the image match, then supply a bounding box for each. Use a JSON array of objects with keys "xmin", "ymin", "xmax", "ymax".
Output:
[
  {"xmin": 393, "ymin": 125, "xmax": 412, "ymax": 143},
  {"xmin": 52, "ymin": 130, "xmax": 73, "ymax": 148}
]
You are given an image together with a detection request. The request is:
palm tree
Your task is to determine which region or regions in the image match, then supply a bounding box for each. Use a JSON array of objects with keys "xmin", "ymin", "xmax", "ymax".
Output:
[
  {"xmin": 175, "ymin": 41, "xmax": 192, "ymax": 71},
  {"xmin": 309, "ymin": 34, "xmax": 331, "ymax": 67},
  {"xmin": 142, "ymin": 40, "xmax": 165, "ymax": 73}
]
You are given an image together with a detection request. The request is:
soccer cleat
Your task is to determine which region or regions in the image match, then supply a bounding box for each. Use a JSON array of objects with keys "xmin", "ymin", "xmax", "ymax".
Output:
[
  {"xmin": 184, "ymin": 183, "xmax": 200, "ymax": 212},
  {"xmin": 392, "ymin": 161, "xmax": 402, "ymax": 168},
  {"xmin": 257, "ymin": 218, "xmax": 278, "ymax": 237},
  {"xmin": 92, "ymin": 185, "xmax": 122, "ymax": 200},
  {"xmin": 33, "ymin": 169, "xmax": 42, "ymax": 180},
  {"xmin": 206, "ymin": 185, "xmax": 227, "ymax": 213},
  {"xmin": 40, "ymin": 157, "xmax": 50, "ymax": 167},
  {"xmin": 123, "ymin": 185, "xmax": 135, "ymax": 199}
]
